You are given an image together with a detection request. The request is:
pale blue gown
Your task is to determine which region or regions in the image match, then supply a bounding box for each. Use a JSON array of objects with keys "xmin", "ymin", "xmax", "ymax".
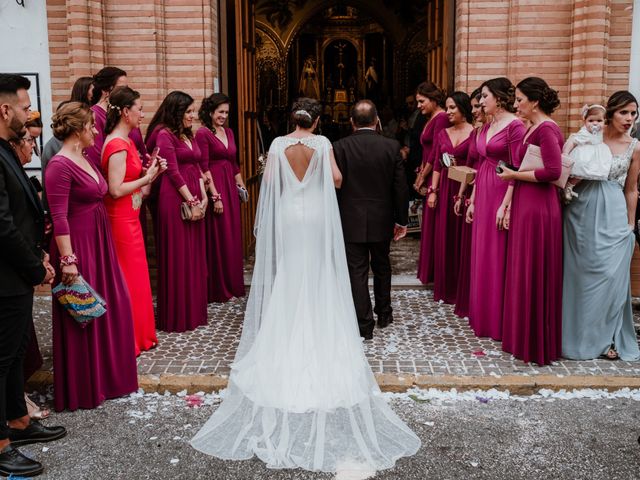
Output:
[{"xmin": 562, "ymin": 138, "xmax": 640, "ymax": 361}]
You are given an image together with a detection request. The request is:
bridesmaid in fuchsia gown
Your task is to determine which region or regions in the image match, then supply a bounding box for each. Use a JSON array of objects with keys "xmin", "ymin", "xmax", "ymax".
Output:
[
  {"xmin": 498, "ymin": 77, "xmax": 563, "ymax": 365},
  {"xmin": 46, "ymin": 102, "xmax": 138, "ymax": 411},
  {"xmin": 428, "ymin": 92, "xmax": 475, "ymax": 304},
  {"xmin": 196, "ymin": 93, "xmax": 246, "ymax": 303},
  {"xmin": 414, "ymin": 82, "xmax": 450, "ymax": 284},
  {"xmin": 146, "ymin": 92, "xmax": 208, "ymax": 333},
  {"xmin": 466, "ymin": 78, "xmax": 525, "ymax": 341}
]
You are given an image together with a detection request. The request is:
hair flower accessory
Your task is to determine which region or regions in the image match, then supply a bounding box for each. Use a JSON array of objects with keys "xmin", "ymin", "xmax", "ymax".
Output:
[
  {"xmin": 295, "ymin": 110, "xmax": 312, "ymax": 120},
  {"xmin": 107, "ymin": 102, "xmax": 121, "ymax": 114}
]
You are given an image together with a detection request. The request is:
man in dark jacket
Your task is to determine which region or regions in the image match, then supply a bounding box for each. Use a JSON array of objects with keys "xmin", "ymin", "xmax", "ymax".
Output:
[
  {"xmin": 333, "ymin": 100, "xmax": 409, "ymax": 340},
  {"xmin": 0, "ymin": 74, "xmax": 65, "ymax": 477}
]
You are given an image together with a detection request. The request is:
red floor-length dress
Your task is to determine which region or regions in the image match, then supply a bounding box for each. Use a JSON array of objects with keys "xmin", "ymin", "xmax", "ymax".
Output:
[
  {"xmin": 195, "ymin": 127, "xmax": 245, "ymax": 303},
  {"xmin": 468, "ymin": 120, "xmax": 525, "ymax": 340},
  {"xmin": 454, "ymin": 129, "xmax": 480, "ymax": 319},
  {"xmin": 416, "ymin": 112, "xmax": 451, "ymax": 284},
  {"xmin": 432, "ymin": 128, "xmax": 472, "ymax": 304},
  {"xmin": 102, "ymin": 137, "xmax": 158, "ymax": 356},
  {"xmin": 502, "ymin": 122, "xmax": 563, "ymax": 365},
  {"xmin": 46, "ymin": 155, "xmax": 138, "ymax": 411},
  {"xmin": 152, "ymin": 128, "xmax": 208, "ymax": 332}
]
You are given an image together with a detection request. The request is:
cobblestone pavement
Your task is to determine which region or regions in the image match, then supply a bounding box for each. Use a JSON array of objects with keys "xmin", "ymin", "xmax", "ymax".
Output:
[{"xmin": 32, "ymin": 232, "xmax": 640, "ymax": 380}]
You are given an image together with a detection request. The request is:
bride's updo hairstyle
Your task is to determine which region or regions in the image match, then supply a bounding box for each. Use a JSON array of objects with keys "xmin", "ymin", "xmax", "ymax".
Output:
[
  {"xmin": 516, "ymin": 77, "xmax": 560, "ymax": 115},
  {"xmin": 291, "ymin": 97, "xmax": 321, "ymax": 129}
]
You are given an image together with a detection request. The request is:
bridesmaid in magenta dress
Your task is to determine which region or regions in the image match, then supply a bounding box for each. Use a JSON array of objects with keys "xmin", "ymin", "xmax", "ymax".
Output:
[
  {"xmin": 101, "ymin": 87, "xmax": 165, "ymax": 356},
  {"xmin": 146, "ymin": 91, "xmax": 208, "ymax": 332},
  {"xmin": 196, "ymin": 93, "xmax": 246, "ymax": 303},
  {"xmin": 498, "ymin": 78, "xmax": 563, "ymax": 365},
  {"xmin": 414, "ymin": 82, "xmax": 450, "ymax": 284},
  {"xmin": 83, "ymin": 67, "xmax": 147, "ymax": 170},
  {"xmin": 428, "ymin": 92, "xmax": 474, "ymax": 304},
  {"xmin": 453, "ymin": 89, "xmax": 485, "ymax": 318},
  {"xmin": 45, "ymin": 102, "xmax": 138, "ymax": 411},
  {"xmin": 466, "ymin": 78, "xmax": 525, "ymax": 340}
]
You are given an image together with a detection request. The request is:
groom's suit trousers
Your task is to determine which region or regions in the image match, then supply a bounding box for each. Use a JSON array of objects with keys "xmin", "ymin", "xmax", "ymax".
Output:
[{"xmin": 345, "ymin": 240, "xmax": 392, "ymax": 335}]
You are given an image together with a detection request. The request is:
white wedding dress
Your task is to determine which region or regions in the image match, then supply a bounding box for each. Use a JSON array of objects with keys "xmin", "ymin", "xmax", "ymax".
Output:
[{"xmin": 190, "ymin": 134, "xmax": 420, "ymax": 472}]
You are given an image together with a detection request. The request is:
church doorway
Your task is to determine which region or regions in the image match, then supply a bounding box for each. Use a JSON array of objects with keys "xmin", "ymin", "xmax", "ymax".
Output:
[{"xmin": 224, "ymin": 0, "xmax": 454, "ymax": 254}]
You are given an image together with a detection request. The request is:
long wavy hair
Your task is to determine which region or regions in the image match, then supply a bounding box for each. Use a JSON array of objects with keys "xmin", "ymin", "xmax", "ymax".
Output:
[{"xmin": 145, "ymin": 91, "xmax": 195, "ymax": 142}]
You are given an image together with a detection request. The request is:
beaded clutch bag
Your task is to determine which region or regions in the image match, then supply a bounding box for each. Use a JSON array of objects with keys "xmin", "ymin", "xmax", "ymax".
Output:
[{"xmin": 52, "ymin": 275, "xmax": 107, "ymax": 326}]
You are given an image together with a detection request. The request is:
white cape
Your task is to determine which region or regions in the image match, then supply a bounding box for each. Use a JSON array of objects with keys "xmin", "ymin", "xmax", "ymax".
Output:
[{"xmin": 190, "ymin": 135, "xmax": 420, "ymax": 472}]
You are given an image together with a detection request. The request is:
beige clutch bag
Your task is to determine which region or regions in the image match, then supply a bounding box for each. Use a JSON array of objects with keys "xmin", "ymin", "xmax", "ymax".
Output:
[{"xmin": 519, "ymin": 144, "xmax": 574, "ymax": 188}]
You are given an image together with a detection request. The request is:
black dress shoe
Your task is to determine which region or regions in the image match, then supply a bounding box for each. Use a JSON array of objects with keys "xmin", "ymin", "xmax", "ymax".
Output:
[
  {"xmin": 8, "ymin": 421, "xmax": 67, "ymax": 447},
  {"xmin": 0, "ymin": 444, "xmax": 44, "ymax": 477},
  {"xmin": 377, "ymin": 313, "xmax": 394, "ymax": 329},
  {"xmin": 360, "ymin": 330, "xmax": 374, "ymax": 340}
]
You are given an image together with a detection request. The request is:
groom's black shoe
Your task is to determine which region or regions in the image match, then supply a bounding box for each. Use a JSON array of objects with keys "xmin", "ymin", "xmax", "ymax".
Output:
[
  {"xmin": 8, "ymin": 421, "xmax": 67, "ymax": 447},
  {"xmin": 377, "ymin": 313, "xmax": 393, "ymax": 329},
  {"xmin": 0, "ymin": 444, "xmax": 44, "ymax": 477}
]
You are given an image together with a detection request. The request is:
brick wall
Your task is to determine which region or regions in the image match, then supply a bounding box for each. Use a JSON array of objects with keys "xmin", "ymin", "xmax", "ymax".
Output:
[
  {"xmin": 46, "ymin": 0, "xmax": 219, "ymax": 129},
  {"xmin": 455, "ymin": 0, "xmax": 634, "ymax": 135}
]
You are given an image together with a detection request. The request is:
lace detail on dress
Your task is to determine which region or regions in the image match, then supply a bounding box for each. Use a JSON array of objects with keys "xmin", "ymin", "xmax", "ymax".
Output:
[
  {"xmin": 278, "ymin": 134, "xmax": 332, "ymax": 151},
  {"xmin": 608, "ymin": 138, "xmax": 638, "ymax": 188}
]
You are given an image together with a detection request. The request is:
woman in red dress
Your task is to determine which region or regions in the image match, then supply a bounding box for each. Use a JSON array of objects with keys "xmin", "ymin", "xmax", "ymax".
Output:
[{"xmin": 101, "ymin": 86, "xmax": 166, "ymax": 355}]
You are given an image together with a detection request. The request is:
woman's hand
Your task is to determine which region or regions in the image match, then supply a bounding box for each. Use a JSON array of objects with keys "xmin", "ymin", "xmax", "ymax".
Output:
[
  {"xmin": 190, "ymin": 204, "xmax": 205, "ymax": 221},
  {"xmin": 453, "ymin": 198, "xmax": 463, "ymax": 216},
  {"xmin": 503, "ymin": 206, "xmax": 511, "ymax": 230},
  {"xmin": 427, "ymin": 192, "xmax": 438, "ymax": 209},
  {"xmin": 61, "ymin": 263, "xmax": 79, "ymax": 286},
  {"xmin": 465, "ymin": 203, "xmax": 475, "ymax": 223},
  {"xmin": 497, "ymin": 169, "xmax": 515, "ymax": 182},
  {"xmin": 496, "ymin": 204, "xmax": 509, "ymax": 230},
  {"xmin": 213, "ymin": 199, "xmax": 223, "ymax": 215},
  {"xmin": 200, "ymin": 196, "xmax": 208, "ymax": 214}
]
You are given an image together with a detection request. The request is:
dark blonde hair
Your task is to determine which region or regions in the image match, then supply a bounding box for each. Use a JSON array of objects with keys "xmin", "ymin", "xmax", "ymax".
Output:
[{"xmin": 51, "ymin": 102, "xmax": 93, "ymax": 140}]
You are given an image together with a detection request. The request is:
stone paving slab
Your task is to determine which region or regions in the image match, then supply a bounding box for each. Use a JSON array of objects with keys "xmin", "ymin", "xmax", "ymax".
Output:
[{"xmin": 32, "ymin": 287, "xmax": 640, "ymax": 383}]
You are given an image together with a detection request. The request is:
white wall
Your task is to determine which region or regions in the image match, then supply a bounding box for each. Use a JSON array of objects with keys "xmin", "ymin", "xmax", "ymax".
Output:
[{"xmin": 0, "ymin": 0, "xmax": 53, "ymax": 170}]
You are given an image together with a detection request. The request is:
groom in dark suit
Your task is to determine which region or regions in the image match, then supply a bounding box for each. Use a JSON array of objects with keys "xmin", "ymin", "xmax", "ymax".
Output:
[{"xmin": 333, "ymin": 100, "xmax": 409, "ymax": 340}]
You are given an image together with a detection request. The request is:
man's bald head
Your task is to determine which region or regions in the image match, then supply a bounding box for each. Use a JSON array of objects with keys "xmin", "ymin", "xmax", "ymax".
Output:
[{"xmin": 351, "ymin": 100, "xmax": 378, "ymax": 128}]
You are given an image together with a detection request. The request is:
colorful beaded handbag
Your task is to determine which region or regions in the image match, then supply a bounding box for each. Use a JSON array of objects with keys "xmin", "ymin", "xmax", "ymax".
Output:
[{"xmin": 52, "ymin": 275, "xmax": 107, "ymax": 326}]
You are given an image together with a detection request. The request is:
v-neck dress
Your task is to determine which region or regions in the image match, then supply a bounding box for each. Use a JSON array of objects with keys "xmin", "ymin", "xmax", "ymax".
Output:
[
  {"xmin": 432, "ymin": 128, "xmax": 472, "ymax": 304},
  {"xmin": 416, "ymin": 112, "xmax": 451, "ymax": 284},
  {"xmin": 468, "ymin": 120, "xmax": 525, "ymax": 340},
  {"xmin": 195, "ymin": 127, "xmax": 245, "ymax": 303},
  {"xmin": 501, "ymin": 122, "xmax": 563, "ymax": 365},
  {"xmin": 45, "ymin": 154, "xmax": 138, "ymax": 411},
  {"xmin": 152, "ymin": 128, "xmax": 208, "ymax": 332}
]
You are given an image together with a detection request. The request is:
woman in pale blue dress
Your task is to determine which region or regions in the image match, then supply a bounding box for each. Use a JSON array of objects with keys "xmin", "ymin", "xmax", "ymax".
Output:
[{"xmin": 562, "ymin": 91, "xmax": 640, "ymax": 361}]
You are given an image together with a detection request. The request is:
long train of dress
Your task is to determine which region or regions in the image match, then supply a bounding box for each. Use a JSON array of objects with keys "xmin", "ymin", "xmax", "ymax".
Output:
[{"xmin": 191, "ymin": 135, "xmax": 420, "ymax": 472}]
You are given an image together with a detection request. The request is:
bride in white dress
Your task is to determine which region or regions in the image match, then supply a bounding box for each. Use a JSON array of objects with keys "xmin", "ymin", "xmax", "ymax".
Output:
[{"xmin": 190, "ymin": 98, "xmax": 421, "ymax": 473}]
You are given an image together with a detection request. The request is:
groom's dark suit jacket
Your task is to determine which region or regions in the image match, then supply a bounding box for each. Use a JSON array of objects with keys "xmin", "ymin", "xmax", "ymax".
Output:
[{"xmin": 333, "ymin": 129, "xmax": 408, "ymax": 243}]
